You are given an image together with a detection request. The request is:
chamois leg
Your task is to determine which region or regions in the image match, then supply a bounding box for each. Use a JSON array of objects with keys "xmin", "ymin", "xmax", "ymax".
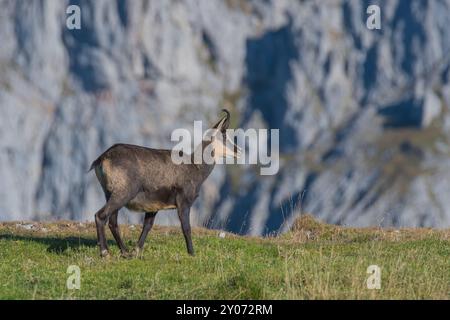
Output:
[
  {"xmin": 136, "ymin": 211, "xmax": 157, "ymax": 251},
  {"xmin": 94, "ymin": 206, "xmax": 110, "ymax": 257},
  {"xmin": 95, "ymin": 195, "xmax": 130, "ymax": 258},
  {"xmin": 108, "ymin": 210, "xmax": 129, "ymax": 256},
  {"xmin": 176, "ymin": 198, "xmax": 194, "ymax": 256}
]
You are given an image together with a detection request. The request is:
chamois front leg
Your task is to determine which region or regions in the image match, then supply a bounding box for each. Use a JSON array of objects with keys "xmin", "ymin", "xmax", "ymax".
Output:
[{"xmin": 176, "ymin": 196, "xmax": 194, "ymax": 256}]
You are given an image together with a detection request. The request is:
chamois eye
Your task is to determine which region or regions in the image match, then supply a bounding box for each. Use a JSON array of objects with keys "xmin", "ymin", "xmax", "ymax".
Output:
[{"xmin": 179, "ymin": 150, "xmax": 183, "ymax": 157}]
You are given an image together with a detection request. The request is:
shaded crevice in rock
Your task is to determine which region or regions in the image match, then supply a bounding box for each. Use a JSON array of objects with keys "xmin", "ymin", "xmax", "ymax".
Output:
[
  {"xmin": 392, "ymin": 0, "xmax": 428, "ymax": 77},
  {"xmin": 363, "ymin": 45, "xmax": 378, "ymax": 94},
  {"xmin": 243, "ymin": 17, "xmax": 299, "ymax": 152},
  {"xmin": 116, "ymin": 0, "xmax": 129, "ymax": 29},
  {"xmin": 378, "ymin": 97, "xmax": 424, "ymax": 128},
  {"xmin": 62, "ymin": 0, "xmax": 113, "ymax": 92}
]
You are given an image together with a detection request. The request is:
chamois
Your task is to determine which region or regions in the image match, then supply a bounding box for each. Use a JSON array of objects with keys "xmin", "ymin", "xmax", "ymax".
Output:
[{"xmin": 89, "ymin": 110, "xmax": 239, "ymax": 257}]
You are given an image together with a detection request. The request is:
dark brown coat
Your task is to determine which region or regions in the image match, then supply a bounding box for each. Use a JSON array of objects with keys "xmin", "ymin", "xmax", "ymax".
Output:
[{"xmin": 90, "ymin": 110, "xmax": 234, "ymax": 257}]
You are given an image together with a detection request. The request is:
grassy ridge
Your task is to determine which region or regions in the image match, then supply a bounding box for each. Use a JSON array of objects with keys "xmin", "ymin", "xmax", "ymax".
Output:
[{"xmin": 0, "ymin": 216, "xmax": 448, "ymax": 299}]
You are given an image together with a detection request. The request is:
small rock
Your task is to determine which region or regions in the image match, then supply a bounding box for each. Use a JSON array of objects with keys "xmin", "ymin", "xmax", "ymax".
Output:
[{"xmin": 219, "ymin": 232, "xmax": 226, "ymax": 238}]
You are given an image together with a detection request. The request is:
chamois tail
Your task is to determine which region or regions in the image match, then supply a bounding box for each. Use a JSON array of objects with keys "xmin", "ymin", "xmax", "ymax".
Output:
[{"xmin": 88, "ymin": 157, "xmax": 102, "ymax": 173}]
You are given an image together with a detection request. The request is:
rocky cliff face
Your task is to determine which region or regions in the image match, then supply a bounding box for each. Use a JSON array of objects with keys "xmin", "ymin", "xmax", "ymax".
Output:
[{"xmin": 1, "ymin": 0, "xmax": 450, "ymax": 234}]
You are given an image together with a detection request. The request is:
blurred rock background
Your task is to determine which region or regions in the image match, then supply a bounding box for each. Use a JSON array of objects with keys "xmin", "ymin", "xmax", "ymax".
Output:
[{"xmin": 0, "ymin": 0, "xmax": 450, "ymax": 234}]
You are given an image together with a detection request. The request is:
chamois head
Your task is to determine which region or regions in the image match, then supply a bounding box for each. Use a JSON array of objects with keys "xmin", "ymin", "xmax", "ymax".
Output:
[{"xmin": 206, "ymin": 109, "xmax": 241, "ymax": 161}]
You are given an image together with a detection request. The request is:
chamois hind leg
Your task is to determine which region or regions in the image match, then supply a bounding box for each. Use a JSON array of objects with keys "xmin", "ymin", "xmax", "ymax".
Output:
[
  {"xmin": 136, "ymin": 211, "xmax": 158, "ymax": 252},
  {"xmin": 95, "ymin": 193, "xmax": 134, "ymax": 258},
  {"xmin": 108, "ymin": 210, "xmax": 129, "ymax": 257}
]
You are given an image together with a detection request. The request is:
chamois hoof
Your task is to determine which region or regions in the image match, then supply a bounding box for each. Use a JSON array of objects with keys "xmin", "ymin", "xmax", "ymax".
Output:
[
  {"xmin": 100, "ymin": 250, "xmax": 110, "ymax": 258},
  {"xmin": 133, "ymin": 247, "xmax": 144, "ymax": 258},
  {"xmin": 120, "ymin": 250, "xmax": 134, "ymax": 259}
]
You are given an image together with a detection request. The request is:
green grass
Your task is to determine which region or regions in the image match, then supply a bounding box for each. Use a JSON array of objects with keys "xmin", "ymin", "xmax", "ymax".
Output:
[{"xmin": 0, "ymin": 216, "xmax": 448, "ymax": 299}]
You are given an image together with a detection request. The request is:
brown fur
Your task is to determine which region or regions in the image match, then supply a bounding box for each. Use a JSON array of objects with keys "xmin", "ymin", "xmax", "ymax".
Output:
[{"xmin": 89, "ymin": 110, "xmax": 236, "ymax": 257}]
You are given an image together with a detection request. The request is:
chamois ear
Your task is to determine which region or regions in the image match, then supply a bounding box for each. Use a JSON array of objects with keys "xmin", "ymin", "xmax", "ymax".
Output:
[{"xmin": 211, "ymin": 109, "xmax": 230, "ymax": 132}]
